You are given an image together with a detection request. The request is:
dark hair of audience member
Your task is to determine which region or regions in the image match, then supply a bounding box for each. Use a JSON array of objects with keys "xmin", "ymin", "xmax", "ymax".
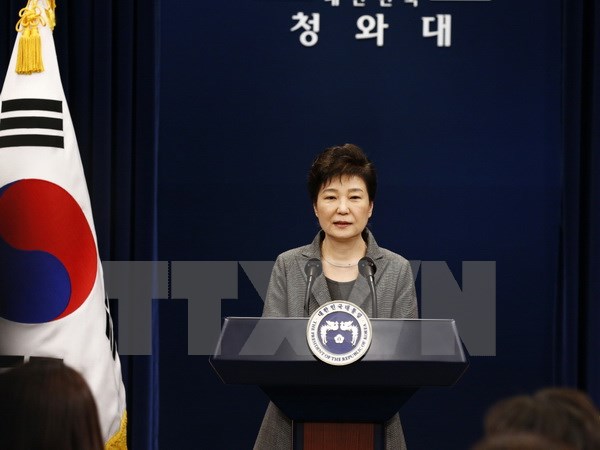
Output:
[
  {"xmin": 534, "ymin": 387, "xmax": 600, "ymax": 427},
  {"xmin": 0, "ymin": 359, "xmax": 104, "ymax": 450},
  {"xmin": 472, "ymin": 431, "xmax": 577, "ymax": 450},
  {"xmin": 483, "ymin": 387, "xmax": 600, "ymax": 450}
]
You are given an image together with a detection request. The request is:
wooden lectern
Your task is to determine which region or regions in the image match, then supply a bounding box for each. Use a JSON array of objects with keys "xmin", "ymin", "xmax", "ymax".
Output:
[{"xmin": 210, "ymin": 317, "xmax": 469, "ymax": 449}]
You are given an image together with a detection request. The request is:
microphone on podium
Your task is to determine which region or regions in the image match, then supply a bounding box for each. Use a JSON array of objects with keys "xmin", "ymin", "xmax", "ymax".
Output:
[
  {"xmin": 304, "ymin": 258, "xmax": 322, "ymax": 316},
  {"xmin": 358, "ymin": 256, "xmax": 377, "ymax": 317}
]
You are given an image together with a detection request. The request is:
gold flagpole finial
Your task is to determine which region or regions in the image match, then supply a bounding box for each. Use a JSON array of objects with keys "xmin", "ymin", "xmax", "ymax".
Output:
[{"xmin": 15, "ymin": 0, "xmax": 52, "ymax": 75}]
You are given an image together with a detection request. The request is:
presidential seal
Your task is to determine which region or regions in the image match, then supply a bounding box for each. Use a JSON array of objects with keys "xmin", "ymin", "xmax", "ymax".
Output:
[{"xmin": 306, "ymin": 301, "xmax": 372, "ymax": 366}]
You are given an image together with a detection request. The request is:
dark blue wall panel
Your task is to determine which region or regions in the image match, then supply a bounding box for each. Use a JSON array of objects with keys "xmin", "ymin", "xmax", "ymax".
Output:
[{"xmin": 158, "ymin": 0, "xmax": 562, "ymax": 448}]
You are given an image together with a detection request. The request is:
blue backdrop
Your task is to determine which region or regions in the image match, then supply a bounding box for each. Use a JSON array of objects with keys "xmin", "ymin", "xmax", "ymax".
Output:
[
  {"xmin": 157, "ymin": 1, "xmax": 563, "ymax": 449},
  {"xmin": 1, "ymin": 0, "xmax": 598, "ymax": 449}
]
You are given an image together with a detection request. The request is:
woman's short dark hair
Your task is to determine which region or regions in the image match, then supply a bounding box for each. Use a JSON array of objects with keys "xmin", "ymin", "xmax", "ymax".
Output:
[
  {"xmin": 0, "ymin": 359, "xmax": 104, "ymax": 450},
  {"xmin": 307, "ymin": 143, "xmax": 377, "ymax": 203}
]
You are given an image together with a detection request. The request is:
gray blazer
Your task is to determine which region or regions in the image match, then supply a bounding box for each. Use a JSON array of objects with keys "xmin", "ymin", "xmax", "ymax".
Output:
[{"xmin": 254, "ymin": 229, "xmax": 418, "ymax": 450}]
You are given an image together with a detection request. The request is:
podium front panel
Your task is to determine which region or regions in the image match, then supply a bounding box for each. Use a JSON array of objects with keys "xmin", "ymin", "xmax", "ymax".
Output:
[{"xmin": 211, "ymin": 318, "xmax": 468, "ymax": 387}]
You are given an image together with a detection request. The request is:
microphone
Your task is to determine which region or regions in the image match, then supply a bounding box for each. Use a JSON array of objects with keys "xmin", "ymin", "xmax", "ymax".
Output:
[
  {"xmin": 358, "ymin": 256, "xmax": 378, "ymax": 317},
  {"xmin": 304, "ymin": 258, "xmax": 322, "ymax": 316}
]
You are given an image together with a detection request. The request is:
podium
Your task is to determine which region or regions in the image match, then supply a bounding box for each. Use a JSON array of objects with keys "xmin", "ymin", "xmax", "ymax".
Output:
[{"xmin": 210, "ymin": 317, "xmax": 469, "ymax": 449}]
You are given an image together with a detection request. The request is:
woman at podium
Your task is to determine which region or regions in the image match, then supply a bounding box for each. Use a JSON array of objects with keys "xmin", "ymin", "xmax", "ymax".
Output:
[{"xmin": 254, "ymin": 144, "xmax": 418, "ymax": 450}]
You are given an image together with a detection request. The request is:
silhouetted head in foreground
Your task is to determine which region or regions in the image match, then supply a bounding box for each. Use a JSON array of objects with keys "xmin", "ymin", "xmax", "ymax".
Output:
[
  {"xmin": 479, "ymin": 387, "xmax": 600, "ymax": 450},
  {"xmin": 0, "ymin": 359, "xmax": 104, "ymax": 450}
]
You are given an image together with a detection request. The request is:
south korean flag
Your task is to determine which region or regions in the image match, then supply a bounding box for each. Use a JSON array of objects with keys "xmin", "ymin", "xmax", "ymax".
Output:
[
  {"xmin": 0, "ymin": 1, "xmax": 127, "ymax": 447},
  {"xmin": 0, "ymin": 98, "xmax": 64, "ymax": 150}
]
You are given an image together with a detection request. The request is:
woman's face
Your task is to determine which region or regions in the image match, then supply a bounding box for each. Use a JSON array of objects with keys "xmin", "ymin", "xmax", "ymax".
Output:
[{"xmin": 314, "ymin": 175, "xmax": 373, "ymax": 242}]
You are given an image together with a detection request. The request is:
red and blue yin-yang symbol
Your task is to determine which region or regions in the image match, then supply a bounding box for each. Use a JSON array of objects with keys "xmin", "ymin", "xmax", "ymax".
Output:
[{"xmin": 0, "ymin": 179, "xmax": 97, "ymax": 323}]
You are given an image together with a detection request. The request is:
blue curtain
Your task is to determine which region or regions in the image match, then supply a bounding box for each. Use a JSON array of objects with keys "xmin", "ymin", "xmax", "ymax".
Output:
[
  {"xmin": 556, "ymin": 0, "xmax": 600, "ymax": 405},
  {"xmin": 2, "ymin": 1, "xmax": 162, "ymax": 449}
]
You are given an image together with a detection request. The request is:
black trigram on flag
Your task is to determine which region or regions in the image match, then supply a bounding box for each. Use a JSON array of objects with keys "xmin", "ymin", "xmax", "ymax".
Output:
[{"xmin": 0, "ymin": 98, "xmax": 64, "ymax": 149}]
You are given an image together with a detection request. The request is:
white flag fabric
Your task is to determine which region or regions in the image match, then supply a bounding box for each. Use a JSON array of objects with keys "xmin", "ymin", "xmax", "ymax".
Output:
[{"xmin": 0, "ymin": 1, "xmax": 127, "ymax": 447}]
